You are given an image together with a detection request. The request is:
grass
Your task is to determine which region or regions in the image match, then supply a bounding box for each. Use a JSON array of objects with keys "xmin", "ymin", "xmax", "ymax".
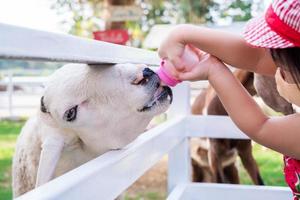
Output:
[
  {"xmin": 0, "ymin": 120, "xmax": 287, "ymax": 200},
  {"xmin": 238, "ymin": 144, "xmax": 286, "ymax": 186},
  {"xmin": 0, "ymin": 120, "xmax": 24, "ymax": 200}
]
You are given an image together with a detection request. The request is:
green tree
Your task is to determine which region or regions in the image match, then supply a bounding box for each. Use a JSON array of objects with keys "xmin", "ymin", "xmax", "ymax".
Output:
[
  {"xmin": 211, "ymin": 0, "xmax": 264, "ymax": 24},
  {"xmin": 51, "ymin": 0, "xmax": 261, "ymax": 45},
  {"xmin": 52, "ymin": 0, "xmax": 105, "ymax": 37},
  {"xmin": 52, "ymin": 0, "xmax": 215, "ymax": 38},
  {"xmin": 178, "ymin": 0, "xmax": 215, "ymax": 24}
]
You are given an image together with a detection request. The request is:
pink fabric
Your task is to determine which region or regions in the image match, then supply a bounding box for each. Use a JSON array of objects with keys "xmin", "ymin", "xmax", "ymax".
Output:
[
  {"xmin": 265, "ymin": 6, "xmax": 300, "ymax": 47},
  {"xmin": 284, "ymin": 155, "xmax": 300, "ymax": 200},
  {"xmin": 243, "ymin": 0, "xmax": 300, "ymax": 48}
]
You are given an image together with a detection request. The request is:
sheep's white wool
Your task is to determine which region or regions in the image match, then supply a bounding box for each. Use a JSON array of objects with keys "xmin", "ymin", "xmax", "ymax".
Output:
[{"xmin": 12, "ymin": 63, "xmax": 171, "ymax": 197}]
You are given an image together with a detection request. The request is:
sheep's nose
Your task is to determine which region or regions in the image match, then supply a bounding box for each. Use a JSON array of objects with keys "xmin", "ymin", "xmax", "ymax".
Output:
[
  {"xmin": 142, "ymin": 68, "xmax": 155, "ymax": 78},
  {"xmin": 131, "ymin": 67, "xmax": 157, "ymax": 85}
]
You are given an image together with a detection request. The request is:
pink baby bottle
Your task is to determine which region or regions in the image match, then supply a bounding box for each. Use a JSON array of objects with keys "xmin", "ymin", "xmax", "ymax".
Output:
[{"xmin": 157, "ymin": 45, "xmax": 199, "ymax": 87}]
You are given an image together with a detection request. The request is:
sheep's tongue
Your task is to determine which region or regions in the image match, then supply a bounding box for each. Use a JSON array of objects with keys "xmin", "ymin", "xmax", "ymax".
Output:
[
  {"xmin": 154, "ymin": 87, "xmax": 164, "ymax": 98},
  {"xmin": 145, "ymin": 87, "xmax": 163, "ymax": 108}
]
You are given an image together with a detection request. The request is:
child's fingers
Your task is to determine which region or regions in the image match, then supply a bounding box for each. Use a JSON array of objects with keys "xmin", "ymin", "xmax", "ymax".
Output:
[
  {"xmin": 170, "ymin": 56, "xmax": 185, "ymax": 71},
  {"xmin": 158, "ymin": 48, "xmax": 167, "ymax": 59},
  {"xmin": 188, "ymin": 45, "xmax": 203, "ymax": 56},
  {"xmin": 187, "ymin": 45, "xmax": 207, "ymax": 59},
  {"xmin": 178, "ymin": 71, "xmax": 197, "ymax": 81}
]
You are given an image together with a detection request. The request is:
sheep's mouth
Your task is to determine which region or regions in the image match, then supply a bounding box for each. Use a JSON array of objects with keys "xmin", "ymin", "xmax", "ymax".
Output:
[{"xmin": 138, "ymin": 86, "xmax": 172, "ymax": 112}]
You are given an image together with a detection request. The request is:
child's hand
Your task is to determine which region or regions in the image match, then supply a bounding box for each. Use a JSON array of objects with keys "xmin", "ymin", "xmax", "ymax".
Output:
[
  {"xmin": 177, "ymin": 52, "xmax": 226, "ymax": 82},
  {"xmin": 158, "ymin": 25, "xmax": 188, "ymax": 71}
]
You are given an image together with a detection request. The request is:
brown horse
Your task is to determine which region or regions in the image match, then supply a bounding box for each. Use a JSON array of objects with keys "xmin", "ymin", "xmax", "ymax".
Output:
[{"xmin": 191, "ymin": 70, "xmax": 294, "ymax": 184}]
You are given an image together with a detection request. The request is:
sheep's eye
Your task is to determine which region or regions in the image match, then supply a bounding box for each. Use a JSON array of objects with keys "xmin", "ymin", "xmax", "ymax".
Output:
[{"xmin": 63, "ymin": 105, "xmax": 78, "ymax": 122}]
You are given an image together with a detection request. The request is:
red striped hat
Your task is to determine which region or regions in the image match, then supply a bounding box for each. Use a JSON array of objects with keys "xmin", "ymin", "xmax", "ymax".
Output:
[{"xmin": 244, "ymin": 0, "xmax": 300, "ymax": 48}]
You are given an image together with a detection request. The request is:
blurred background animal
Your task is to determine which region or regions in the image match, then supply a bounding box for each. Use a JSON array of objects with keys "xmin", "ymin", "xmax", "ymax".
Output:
[{"xmin": 191, "ymin": 69, "xmax": 294, "ymax": 184}]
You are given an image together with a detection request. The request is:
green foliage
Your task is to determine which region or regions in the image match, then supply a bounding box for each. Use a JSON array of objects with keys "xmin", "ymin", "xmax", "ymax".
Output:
[
  {"xmin": 51, "ymin": 0, "xmax": 263, "ymax": 47},
  {"xmin": 178, "ymin": 0, "xmax": 216, "ymax": 23},
  {"xmin": 52, "ymin": 0, "xmax": 105, "ymax": 37},
  {"xmin": 211, "ymin": 0, "xmax": 264, "ymax": 23},
  {"xmin": 229, "ymin": 0, "xmax": 252, "ymax": 21},
  {"xmin": 51, "ymin": 0, "xmax": 216, "ymax": 38}
]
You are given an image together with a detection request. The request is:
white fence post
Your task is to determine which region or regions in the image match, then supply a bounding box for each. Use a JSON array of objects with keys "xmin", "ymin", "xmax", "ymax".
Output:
[
  {"xmin": 167, "ymin": 82, "xmax": 190, "ymax": 118},
  {"xmin": 168, "ymin": 82, "xmax": 191, "ymax": 193},
  {"xmin": 7, "ymin": 71, "xmax": 13, "ymax": 118}
]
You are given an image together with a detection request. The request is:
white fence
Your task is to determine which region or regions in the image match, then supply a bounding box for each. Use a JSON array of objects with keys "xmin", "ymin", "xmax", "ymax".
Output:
[
  {"xmin": 0, "ymin": 74, "xmax": 46, "ymax": 118},
  {"xmin": 0, "ymin": 23, "xmax": 291, "ymax": 200}
]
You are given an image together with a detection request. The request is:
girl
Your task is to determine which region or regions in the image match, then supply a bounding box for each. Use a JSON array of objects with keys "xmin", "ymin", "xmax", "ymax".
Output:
[{"xmin": 158, "ymin": 0, "xmax": 300, "ymax": 199}]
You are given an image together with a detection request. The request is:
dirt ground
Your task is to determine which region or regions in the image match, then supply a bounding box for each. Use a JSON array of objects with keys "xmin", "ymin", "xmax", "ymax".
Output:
[{"xmin": 125, "ymin": 156, "xmax": 168, "ymax": 199}]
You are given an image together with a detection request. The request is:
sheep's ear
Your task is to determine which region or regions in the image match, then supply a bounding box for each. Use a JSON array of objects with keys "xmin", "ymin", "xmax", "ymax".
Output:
[
  {"xmin": 39, "ymin": 96, "xmax": 56, "ymax": 127},
  {"xmin": 40, "ymin": 96, "xmax": 49, "ymax": 113},
  {"xmin": 36, "ymin": 133, "xmax": 64, "ymax": 187}
]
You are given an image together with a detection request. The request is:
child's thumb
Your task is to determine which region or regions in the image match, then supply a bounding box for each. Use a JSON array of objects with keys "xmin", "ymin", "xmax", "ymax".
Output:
[{"xmin": 178, "ymin": 71, "xmax": 195, "ymax": 81}]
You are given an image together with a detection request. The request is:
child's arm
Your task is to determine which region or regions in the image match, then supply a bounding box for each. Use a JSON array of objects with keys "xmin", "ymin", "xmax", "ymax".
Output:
[
  {"xmin": 158, "ymin": 25, "xmax": 277, "ymax": 75},
  {"xmin": 207, "ymin": 61, "xmax": 300, "ymax": 159}
]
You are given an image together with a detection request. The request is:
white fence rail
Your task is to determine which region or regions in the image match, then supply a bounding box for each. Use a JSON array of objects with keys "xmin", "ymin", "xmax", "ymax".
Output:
[
  {"xmin": 0, "ymin": 23, "xmax": 159, "ymax": 65},
  {"xmin": 15, "ymin": 115, "xmax": 291, "ymax": 200},
  {"xmin": 0, "ymin": 23, "xmax": 291, "ymax": 200},
  {"xmin": 0, "ymin": 74, "xmax": 46, "ymax": 118}
]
